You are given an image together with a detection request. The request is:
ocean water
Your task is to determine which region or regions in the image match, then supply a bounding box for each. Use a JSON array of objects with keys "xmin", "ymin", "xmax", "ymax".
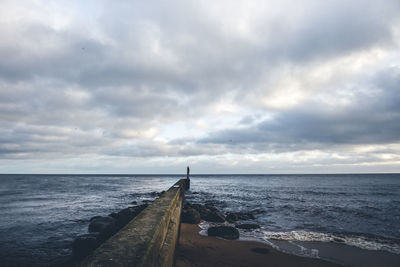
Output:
[
  {"xmin": 187, "ymin": 174, "xmax": 400, "ymax": 266},
  {"xmin": 0, "ymin": 174, "xmax": 399, "ymax": 266}
]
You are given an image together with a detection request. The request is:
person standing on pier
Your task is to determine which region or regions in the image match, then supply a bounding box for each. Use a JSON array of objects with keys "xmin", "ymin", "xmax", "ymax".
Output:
[{"xmin": 186, "ymin": 166, "xmax": 190, "ymax": 190}]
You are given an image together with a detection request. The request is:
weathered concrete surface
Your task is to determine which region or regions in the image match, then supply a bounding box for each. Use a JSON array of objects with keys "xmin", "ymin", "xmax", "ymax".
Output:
[
  {"xmin": 78, "ymin": 179, "xmax": 188, "ymax": 267},
  {"xmin": 158, "ymin": 197, "xmax": 182, "ymax": 266}
]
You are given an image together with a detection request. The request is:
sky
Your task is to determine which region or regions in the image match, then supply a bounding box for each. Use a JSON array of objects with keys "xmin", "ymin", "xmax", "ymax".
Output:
[{"xmin": 0, "ymin": 0, "xmax": 400, "ymax": 174}]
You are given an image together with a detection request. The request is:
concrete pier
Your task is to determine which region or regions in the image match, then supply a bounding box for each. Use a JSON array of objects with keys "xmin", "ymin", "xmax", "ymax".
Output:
[{"xmin": 78, "ymin": 178, "xmax": 189, "ymax": 267}]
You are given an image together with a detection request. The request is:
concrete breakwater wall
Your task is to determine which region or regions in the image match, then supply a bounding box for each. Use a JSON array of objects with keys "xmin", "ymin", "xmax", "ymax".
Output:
[{"xmin": 78, "ymin": 179, "xmax": 189, "ymax": 267}]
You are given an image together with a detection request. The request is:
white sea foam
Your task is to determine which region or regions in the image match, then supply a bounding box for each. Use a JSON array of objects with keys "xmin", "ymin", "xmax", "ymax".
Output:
[
  {"xmin": 198, "ymin": 220, "xmax": 233, "ymax": 236},
  {"xmin": 198, "ymin": 221, "xmax": 209, "ymax": 236},
  {"xmin": 258, "ymin": 230, "xmax": 400, "ymax": 255},
  {"xmin": 199, "ymin": 221, "xmax": 400, "ymax": 255}
]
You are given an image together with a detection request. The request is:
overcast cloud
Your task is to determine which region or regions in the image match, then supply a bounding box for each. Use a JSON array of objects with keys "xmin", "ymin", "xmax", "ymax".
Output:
[{"xmin": 1, "ymin": 0, "xmax": 400, "ymax": 173}]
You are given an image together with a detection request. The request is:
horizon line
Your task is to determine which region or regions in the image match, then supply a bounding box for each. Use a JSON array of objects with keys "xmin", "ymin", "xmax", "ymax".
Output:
[{"xmin": 0, "ymin": 172, "xmax": 399, "ymax": 175}]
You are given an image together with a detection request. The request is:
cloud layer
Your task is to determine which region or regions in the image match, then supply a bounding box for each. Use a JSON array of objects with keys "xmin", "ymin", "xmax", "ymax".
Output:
[{"xmin": 1, "ymin": 0, "xmax": 400, "ymax": 173}]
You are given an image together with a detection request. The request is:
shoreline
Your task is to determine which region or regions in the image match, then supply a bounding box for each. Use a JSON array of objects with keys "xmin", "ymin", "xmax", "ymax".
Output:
[{"xmin": 175, "ymin": 223, "xmax": 342, "ymax": 267}]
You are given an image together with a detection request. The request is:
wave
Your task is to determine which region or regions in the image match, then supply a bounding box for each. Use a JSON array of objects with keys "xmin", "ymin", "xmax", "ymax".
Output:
[
  {"xmin": 198, "ymin": 221, "xmax": 400, "ymax": 255},
  {"xmin": 258, "ymin": 230, "xmax": 400, "ymax": 255}
]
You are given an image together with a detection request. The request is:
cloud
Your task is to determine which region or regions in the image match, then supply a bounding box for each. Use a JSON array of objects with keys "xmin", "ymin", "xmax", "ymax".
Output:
[
  {"xmin": 199, "ymin": 66, "xmax": 400, "ymax": 149},
  {"xmin": 0, "ymin": 0, "xmax": 399, "ymax": 172}
]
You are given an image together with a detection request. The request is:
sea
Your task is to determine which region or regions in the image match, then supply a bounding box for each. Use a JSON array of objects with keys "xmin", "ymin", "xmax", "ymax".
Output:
[{"xmin": 0, "ymin": 174, "xmax": 399, "ymax": 267}]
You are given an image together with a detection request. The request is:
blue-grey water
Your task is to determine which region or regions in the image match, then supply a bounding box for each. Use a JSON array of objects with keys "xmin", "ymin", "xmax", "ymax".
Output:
[{"xmin": 0, "ymin": 174, "xmax": 399, "ymax": 266}]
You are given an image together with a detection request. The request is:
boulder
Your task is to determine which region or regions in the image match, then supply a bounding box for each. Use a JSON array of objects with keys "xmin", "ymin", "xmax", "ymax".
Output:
[
  {"xmin": 88, "ymin": 216, "xmax": 116, "ymax": 233},
  {"xmin": 96, "ymin": 222, "xmax": 119, "ymax": 243},
  {"xmin": 239, "ymin": 212, "xmax": 255, "ymax": 220},
  {"xmin": 189, "ymin": 203, "xmax": 208, "ymax": 215},
  {"xmin": 226, "ymin": 213, "xmax": 239, "ymax": 223},
  {"xmin": 108, "ymin": 212, "xmax": 118, "ymax": 219},
  {"xmin": 74, "ymin": 204, "xmax": 148, "ymax": 259},
  {"xmin": 208, "ymin": 226, "xmax": 239, "ymax": 240},
  {"xmin": 72, "ymin": 233, "xmax": 99, "ymax": 258},
  {"xmin": 181, "ymin": 207, "xmax": 201, "ymax": 224},
  {"xmin": 202, "ymin": 210, "xmax": 225, "ymax": 223},
  {"xmin": 114, "ymin": 204, "xmax": 148, "ymax": 227},
  {"xmin": 188, "ymin": 203, "xmax": 225, "ymax": 222},
  {"xmin": 235, "ymin": 223, "xmax": 260, "ymax": 230},
  {"xmin": 89, "ymin": 215, "xmax": 102, "ymax": 221},
  {"xmin": 204, "ymin": 204, "xmax": 218, "ymax": 212}
]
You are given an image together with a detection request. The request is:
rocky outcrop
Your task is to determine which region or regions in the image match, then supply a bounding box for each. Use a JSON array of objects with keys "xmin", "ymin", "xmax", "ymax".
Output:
[
  {"xmin": 112, "ymin": 204, "xmax": 148, "ymax": 227},
  {"xmin": 88, "ymin": 216, "xmax": 116, "ymax": 233},
  {"xmin": 186, "ymin": 203, "xmax": 225, "ymax": 223},
  {"xmin": 202, "ymin": 210, "xmax": 225, "ymax": 222},
  {"xmin": 227, "ymin": 212, "xmax": 254, "ymax": 222},
  {"xmin": 181, "ymin": 207, "xmax": 201, "ymax": 224},
  {"xmin": 72, "ymin": 233, "xmax": 99, "ymax": 259},
  {"xmin": 73, "ymin": 204, "xmax": 148, "ymax": 259},
  {"xmin": 207, "ymin": 226, "xmax": 239, "ymax": 240}
]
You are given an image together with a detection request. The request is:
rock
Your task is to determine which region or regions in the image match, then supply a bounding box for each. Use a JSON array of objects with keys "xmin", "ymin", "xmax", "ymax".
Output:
[
  {"xmin": 202, "ymin": 210, "xmax": 225, "ymax": 223},
  {"xmin": 241, "ymin": 212, "xmax": 255, "ymax": 220},
  {"xmin": 181, "ymin": 207, "xmax": 201, "ymax": 224},
  {"xmin": 235, "ymin": 223, "xmax": 260, "ymax": 230},
  {"xmin": 205, "ymin": 204, "xmax": 218, "ymax": 212},
  {"xmin": 108, "ymin": 212, "xmax": 118, "ymax": 219},
  {"xmin": 130, "ymin": 200, "xmax": 137, "ymax": 205},
  {"xmin": 189, "ymin": 203, "xmax": 207, "ymax": 214},
  {"xmin": 225, "ymin": 212, "xmax": 254, "ymax": 223},
  {"xmin": 86, "ymin": 204, "xmax": 148, "ymax": 245},
  {"xmin": 188, "ymin": 204, "xmax": 208, "ymax": 217},
  {"xmin": 226, "ymin": 213, "xmax": 239, "ymax": 223},
  {"xmin": 188, "ymin": 203, "xmax": 225, "ymax": 222},
  {"xmin": 114, "ymin": 204, "xmax": 148, "ymax": 227},
  {"xmin": 207, "ymin": 226, "xmax": 239, "ymax": 240},
  {"xmin": 251, "ymin": 247, "xmax": 269, "ymax": 254},
  {"xmin": 96, "ymin": 222, "xmax": 119, "ymax": 243},
  {"xmin": 88, "ymin": 216, "xmax": 116, "ymax": 233},
  {"xmin": 73, "ymin": 204, "xmax": 149, "ymax": 259},
  {"xmin": 89, "ymin": 215, "xmax": 102, "ymax": 222},
  {"xmin": 72, "ymin": 233, "xmax": 99, "ymax": 258}
]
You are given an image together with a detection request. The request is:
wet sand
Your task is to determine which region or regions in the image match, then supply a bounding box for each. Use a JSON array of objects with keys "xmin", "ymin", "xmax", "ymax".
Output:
[
  {"xmin": 287, "ymin": 240, "xmax": 400, "ymax": 267},
  {"xmin": 175, "ymin": 223, "xmax": 342, "ymax": 267}
]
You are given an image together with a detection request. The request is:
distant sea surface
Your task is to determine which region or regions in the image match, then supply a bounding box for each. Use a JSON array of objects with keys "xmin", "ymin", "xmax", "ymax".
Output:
[{"xmin": 0, "ymin": 174, "xmax": 399, "ymax": 266}]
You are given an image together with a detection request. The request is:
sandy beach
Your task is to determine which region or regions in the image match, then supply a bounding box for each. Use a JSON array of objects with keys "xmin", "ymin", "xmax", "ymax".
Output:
[{"xmin": 175, "ymin": 223, "xmax": 342, "ymax": 267}]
